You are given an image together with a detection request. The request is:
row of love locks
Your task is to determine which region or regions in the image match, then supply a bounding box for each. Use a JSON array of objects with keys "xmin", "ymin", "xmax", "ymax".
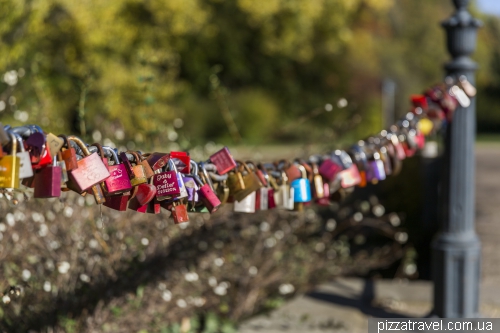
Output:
[{"xmin": 0, "ymin": 77, "xmax": 475, "ymax": 224}]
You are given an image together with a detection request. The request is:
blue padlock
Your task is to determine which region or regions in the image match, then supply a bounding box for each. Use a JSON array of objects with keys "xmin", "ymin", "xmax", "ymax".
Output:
[{"xmin": 290, "ymin": 164, "xmax": 312, "ymax": 203}]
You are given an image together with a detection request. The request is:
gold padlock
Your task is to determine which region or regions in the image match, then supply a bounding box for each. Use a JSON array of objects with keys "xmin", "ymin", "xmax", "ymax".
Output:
[
  {"xmin": 0, "ymin": 133, "xmax": 20, "ymax": 189},
  {"xmin": 312, "ymin": 163, "xmax": 325, "ymax": 199},
  {"xmin": 231, "ymin": 161, "xmax": 262, "ymax": 202},
  {"xmin": 227, "ymin": 165, "xmax": 245, "ymax": 196}
]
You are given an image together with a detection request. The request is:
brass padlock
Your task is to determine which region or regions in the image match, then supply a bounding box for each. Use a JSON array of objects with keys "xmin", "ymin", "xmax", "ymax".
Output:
[
  {"xmin": 227, "ymin": 161, "xmax": 261, "ymax": 202},
  {"xmin": 120, "ymin": 152, "xmax": 147, "ymax": 186},
  {"xmin": 0, "ymin": 133, "xmax": 20, "ymax": 189}
]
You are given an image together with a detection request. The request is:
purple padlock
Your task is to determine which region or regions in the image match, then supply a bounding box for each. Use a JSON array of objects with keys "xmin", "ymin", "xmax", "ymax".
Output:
[
  {"xmin": 153, "ymin": 160, "xmax": 181, "ymax": 201},
  {"xmin": 367, "ymin": 152, "xmax": 386, "ymax": 181},
  {"xmin": 183, "ymin": 160, "xmax": 202, "ymax": 202}
]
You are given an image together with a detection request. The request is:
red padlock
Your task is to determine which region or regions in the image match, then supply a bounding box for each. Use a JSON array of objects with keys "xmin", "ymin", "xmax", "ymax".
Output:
[
  {"xmin": 99, "ymin": 145, "xmax": 132, "ymax": 195},
  {"xmin": 171, "ymin": 201, "xmax": 189, "ymax": 224},
  {"xmin": 103, "ymin": 192, "xmax": 130, "ymax": 211},
  {"xmin": 197, "ymin": 164, "xmax": 222, "ymax": 213},
  {"xmin": 58, "ymin": 135, "xmax": 78, "ymax": 171},
  {"xmin": 209, "ymin": 147, "xmax": 236, "ymax": 175},
  {"xmin": 33, "ymin": 156, "xmax": 62, "ymax": 198},
  {"xmin": 171, "ymin": 151, "xmax": 190, "ymax": 174}
]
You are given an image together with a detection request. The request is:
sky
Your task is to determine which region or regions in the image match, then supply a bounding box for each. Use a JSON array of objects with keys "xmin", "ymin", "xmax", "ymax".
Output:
[{"xmin": 477, "ymin": 0, "xmax": 500, "ymax": 16}]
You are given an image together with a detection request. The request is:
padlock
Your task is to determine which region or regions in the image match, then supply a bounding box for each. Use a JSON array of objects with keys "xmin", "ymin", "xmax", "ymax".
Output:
[
  {"xmin": 234, "ymin": 191, "xmax": 256, "ymax": 213},
  {"xmin": 279, "ymin": 160, "xmax": 301, "ymax": 182},
  {"xmin": 338, "ymin": 164, "xmax": 362, "ymax": 188},
  {"xmin": 318, "ymin": 159, "xmax": 343, "ymax": 182},
  {"xmin": 57, "ymin": 151, "xmax": 69, "ymax": 188},
  {"xmin": 316, "ymin": 182, "xmax": 331, "ymax": 206},
  {"xmin": 216, "ymin": 179, "xmax": 230, "ymax": 204},
  {"xmin": 182, "ymin": 160, "xmax": 200, "ymax": 202},
  {"xmin": 400, "ymin": 131, "xmax": 417, "ymax": 157},
  {"xmin": 273, "ymin": 171, "xmax": 294, "ymax": 210},
  {"xmin": 255, "ymin": 187, "xmax": 269, "ymax": 211},
  {"xmin": 153, "ymin": 159, "xmax": 181, "ymax": 201},
  {"xmin": 25, "ymin": 131, "xmax": 45, "ymax": 163},
  {"xmin": 290, "ymin": 164, "xmax": 312, "ymax": 203},
  {"xmin": 267, "ymin": 187, "xmax": 276, "ymax": 209},
  {"xmin": 171, "ymin": 200, "xmax": 190, "ymax": 223},
  {"xmin": 58, "ymin": 135, "xmax": 78, "ymax": 171},
  {"xmin": 325, "ymin": 150, "xmax": 358, "ymax": 188},
  {"xmin": 129, "ymin": 195, "xmax": 161, "ymax": 214},
  {"xmin": 11, "ymin": 132, "xmax": 33, "ymax": 179},
  {"xmin": 246, "ymin": 161, "xmax": 266, "ymax": 187},
  {"xmin": 172, "ymin": 159, "xmax": 189, "ymax": 200},
  {"xmin": 136, "ymin": 151, "xmax": 155, "ymax": 179},
  {"xmin": 197, "ymin": 163, "xmax": 222, "ymax": 213},
  {"xmin": 0, "ymin": 133, "xmax": 20, "ymax": 189},
  {"xmin": 263, "ymin": 168, "xmax": 278, "ymax": 209},
  {"xmin": 34, "ymin": 155, "xmax": 61, "ymax": 198},
  {"xmin": 349, "ymin": 143, "xmax": 369, "ymax": 188},
  {"xmin": 103, "ymin": 191, "xmax": 130, "ymax": 211},
  {"xmin": 148, "ymin": 198, "xmax": 161, "ymax": 214},
  {"xmin": 0, "ymin": 123, "xmax": 10, "ymax": 145},
  {"xmin": 101, "ymin": 146, "xmax": 132, "ymax": 195},
  {"xmin": 144, "ymin": 152, "xmax": 170, "ymax": 171},
  {"xmin": 128, "ymin": 173, "xmax": 157, "ymax": 208},
  {"xmin": 226, "ymin": 168, "xmax": 245, "ymax": 198},
  {"xmin": 27, "ymin": 125, "xmax": 52, "ymax": 169},
  {"xmin": 66, "ymin": 136, "xmax": 109, "ymax": 204},
  {"xmin": 120, "ymin": 151, "xmax": 147, "ymax": 186},
  {"xmin": 311, "ymin": 163, "xmax": 325, "ymax": 199},
  {"xmin": 171, "ymin": 151, "xmax": 190, "ymax": 173},
  {"xmin": 377, "ymin": 146, "xmax": 393, "ymax": 176},
  {"xmin": 45, "ymin": 133, "xmax": 64, "ymax": 158},
  {"xmin": 389, "ymin": 133, "xmax": 406, "ymax": 161},
  {"xmin": 209, "ymin": 146, "xmax": 237, "ymax": 175},
  {"xmin": 411, "ymin": 94, "xmax": 429, "ymax": 113},
  {"xmin": 458, "ymin": 75, "xmax": 476, "ymax": 97},
  {"xmin": 257, "ymin": 164, "xmax": 277, "ymax": 209},
  {"xmin": 89, "ymin": 144, "xmax": 110, "ymax": 195},
  {"xmin": 367, "ymin": 151, "xmax": 386, "ymax": 182},
  {"xmin": 227, "ymin": 161, "xmax": 261, "ymax": 202},
  {"xmin": 384, "ymin": 140, "xmax": 402, "ymax": 176}
]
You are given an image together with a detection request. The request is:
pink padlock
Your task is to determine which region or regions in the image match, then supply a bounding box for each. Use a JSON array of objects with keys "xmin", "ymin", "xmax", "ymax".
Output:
[{"xmin": 318, "ymin": 159, "xmax": 343, "ymax": 182}]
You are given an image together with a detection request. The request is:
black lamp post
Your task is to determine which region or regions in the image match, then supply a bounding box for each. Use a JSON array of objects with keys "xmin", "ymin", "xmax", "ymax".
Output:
[{"xmin": 432, "ymin": 0, "xmax": 482, "ymax": 318}]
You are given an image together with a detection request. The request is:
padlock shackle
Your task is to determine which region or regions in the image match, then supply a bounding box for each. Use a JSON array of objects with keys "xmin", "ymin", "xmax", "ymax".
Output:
[
  {"xmin": 294, "ymin": 164, "xmax": 307, "ymax": 179},
  {"xmin": 67, "ymin": 136, "xmax": 91, "ymax": 156},
  {"xmin": 208, "ymin": 171, "xmax": 228, "ymax": 182},
  {"xmin": 235, "ymin": 160, "xmax": 253, "ymax": 176},
  {"xmin": 199, "ymin": 162, "xmax": 215, "ymax": 190},
  {"xmin": 9, "ymin": 126, "xmax": 32, "ymax": 138},
  {"xmin": 126, "ymin": 151, "xmax": 141, "ymax": 164},
  {"xmin": 90, "ymin": 143, "xmax": 106, "ymax": 163},
  {"xmin": 202, "ymin": 163, "xmax": 218, "ymax": 173},
  {"xmin": 29, "ymin": 124, "xmax": 45, "ymax": 134},
  {"xmin": 8, "ymin": 132, "xmax": 17, "ymax": 155},
  {"xmin": 167, "ymin": 158, "xmax": 178, "ymax": 172},
  {"xmin": 9, "ymin": 132, "xmax": 25, "ymax": 153},
  {"xmin": 275, "ymin": 159, "xmax": 292, "ymax": 171},
  {"xmin": 189, "ymin": 160, "xmax": 199, "ymax": 175},
  {"xmin": 102, "ymin": 146, "xmax": 120, "ymax": 164},
  {"xmin": 58, "ymin": 134, "xmax": 70, "ymax": 149}
]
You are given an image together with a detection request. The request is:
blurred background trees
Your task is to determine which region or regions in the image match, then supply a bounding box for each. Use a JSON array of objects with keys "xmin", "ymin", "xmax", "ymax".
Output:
[{"xmin": 0, "ymin": 0, "xmax": 498, "ymax": 148}]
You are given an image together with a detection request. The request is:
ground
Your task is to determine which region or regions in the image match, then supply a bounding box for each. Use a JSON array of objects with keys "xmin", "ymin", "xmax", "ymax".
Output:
[{"xmin": 238, "ymin": 143, "xmax": 500, "ymax": 332}]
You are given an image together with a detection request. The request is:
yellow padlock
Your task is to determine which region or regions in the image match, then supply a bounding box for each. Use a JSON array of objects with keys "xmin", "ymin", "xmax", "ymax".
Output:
[{"xmin": 0, "ymin": 133, "xmax": 20, "ymax": 189}]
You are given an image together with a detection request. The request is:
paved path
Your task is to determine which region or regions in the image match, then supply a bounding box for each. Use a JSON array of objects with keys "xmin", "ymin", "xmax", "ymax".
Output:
[{"xmin": 239, "ymin": 144, "xmax": 500, "ymax": 332}]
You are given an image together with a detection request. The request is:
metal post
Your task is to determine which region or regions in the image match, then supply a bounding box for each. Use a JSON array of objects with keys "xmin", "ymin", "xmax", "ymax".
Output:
[
  {"xmin": 431, "ymin": 0, "xmax": 482, "ymax": 318},
  {"xmin": 382, "ymin": 79, "xmax": 396, "ymax": 129}
]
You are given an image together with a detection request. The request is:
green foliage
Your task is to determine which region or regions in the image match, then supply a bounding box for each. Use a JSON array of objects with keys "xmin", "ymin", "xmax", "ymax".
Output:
[{"xmin": 0, "ymin": 0, "xmax": 499, "ymax": 147}]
